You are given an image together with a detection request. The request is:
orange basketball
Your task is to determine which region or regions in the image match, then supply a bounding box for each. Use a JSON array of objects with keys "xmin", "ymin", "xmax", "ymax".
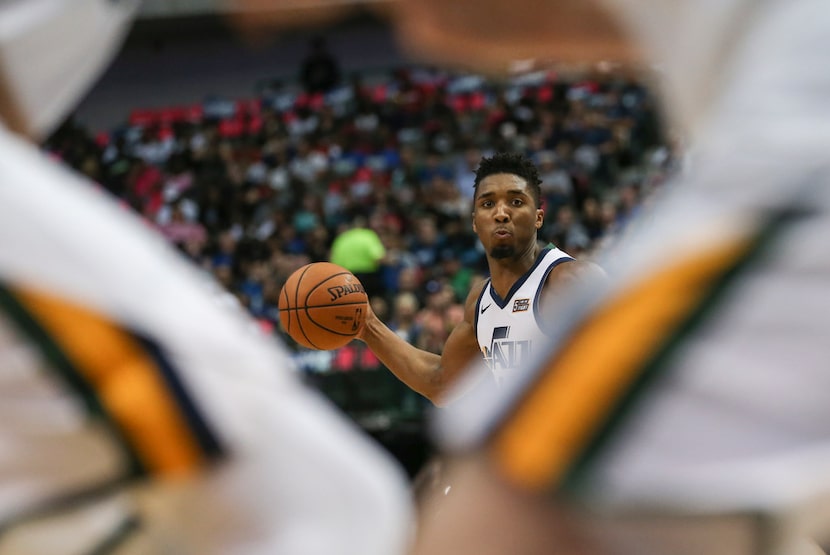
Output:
[{"xmin": 278, "ymin": 262, "xmax": 368, "ymax": 350}]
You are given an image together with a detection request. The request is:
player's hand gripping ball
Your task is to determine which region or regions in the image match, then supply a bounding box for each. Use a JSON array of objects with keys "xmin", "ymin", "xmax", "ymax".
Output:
[{"xmin": 279, "ymin": 262, "xmax": 369, "ymax": 350}]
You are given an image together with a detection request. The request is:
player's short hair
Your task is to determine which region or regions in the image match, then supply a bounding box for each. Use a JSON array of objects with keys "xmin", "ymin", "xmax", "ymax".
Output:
[{"xmin": 473, "ymin": 152, "xmax": 542, "ymax": 207}]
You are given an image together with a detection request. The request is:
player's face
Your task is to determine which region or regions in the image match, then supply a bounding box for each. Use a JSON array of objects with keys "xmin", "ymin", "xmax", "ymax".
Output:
[{"xmin": 473, "ymin": 173, "xmax": 543, "ymax": 260}]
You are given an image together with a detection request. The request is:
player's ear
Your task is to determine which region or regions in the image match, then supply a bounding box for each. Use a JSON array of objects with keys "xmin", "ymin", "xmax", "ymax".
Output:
[
  {"xmin": 536, "ymin": 208, "xmax": 544, "ymax": 229},
  {"xmin": 471, "ymin": 212, "xmax": 477, "ymax": 233}
]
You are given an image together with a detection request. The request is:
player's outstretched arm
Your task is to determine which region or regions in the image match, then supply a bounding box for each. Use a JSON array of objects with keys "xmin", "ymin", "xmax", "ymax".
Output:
[{"xmin": 358, "ymin": 285, "xmax": 484, "ymax": 406}]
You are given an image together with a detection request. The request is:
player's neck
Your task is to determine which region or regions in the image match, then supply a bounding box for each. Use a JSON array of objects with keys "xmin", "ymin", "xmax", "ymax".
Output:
[{"xmin": 487, "ymin": 243, "xmax": 541, "ymax": 297}]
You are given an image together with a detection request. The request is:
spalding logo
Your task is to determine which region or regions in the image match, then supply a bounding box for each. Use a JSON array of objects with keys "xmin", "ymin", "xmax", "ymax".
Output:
[{"xmin": 327, "ymin": 282, "xmax": 366, "ymax": 302}]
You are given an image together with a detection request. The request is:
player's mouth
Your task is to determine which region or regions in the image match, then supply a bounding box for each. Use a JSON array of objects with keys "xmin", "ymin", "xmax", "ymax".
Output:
[{"xmin": 494, "ymin": 228, "xmax": 512, "ymax": 239}]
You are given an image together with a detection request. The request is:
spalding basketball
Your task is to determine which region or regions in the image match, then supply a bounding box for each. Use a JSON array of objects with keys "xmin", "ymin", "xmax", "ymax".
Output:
[{"xmin": 279, "ymin": 262, "xmax": 368, "ymax": 350}]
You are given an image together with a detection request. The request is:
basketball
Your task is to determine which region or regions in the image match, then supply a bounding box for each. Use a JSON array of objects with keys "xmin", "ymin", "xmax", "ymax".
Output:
[{"xmin": 279, "ymin": 262, "xmax": 369, "ymax": 350}]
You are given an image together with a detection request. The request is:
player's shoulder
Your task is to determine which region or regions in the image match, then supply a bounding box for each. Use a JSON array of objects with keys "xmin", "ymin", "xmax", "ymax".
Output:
[
  {"xmin": 546, "ymin": 258, "xmax": 607, "ymax": 291},
  {"xmin": 467, "ymin": 276, "xmax": 489, "ymax": 303}
]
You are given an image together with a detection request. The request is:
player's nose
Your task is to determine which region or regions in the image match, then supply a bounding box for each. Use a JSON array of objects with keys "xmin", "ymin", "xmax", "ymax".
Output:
[{"xmin": 494, "ymin": 202, "xmax": 510, "ymax": 221}]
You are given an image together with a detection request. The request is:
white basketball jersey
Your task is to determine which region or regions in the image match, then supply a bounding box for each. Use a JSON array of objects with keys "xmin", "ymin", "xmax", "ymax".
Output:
[{"xmin": 475, "ymin": 247, "xmax": 574, "ymax": 385}]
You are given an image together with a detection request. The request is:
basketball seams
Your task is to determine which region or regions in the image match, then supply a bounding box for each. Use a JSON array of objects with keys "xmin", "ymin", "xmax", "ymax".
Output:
[
  {"xmin": 280, "ymin": 301, "xmax": 368, "ymax": 310},
  {"xmin": 304, "ymin": 272, "xmax": 365, "ymax": 340},
  {"xmin": 304, "ymin": 306, "xmax": 364, "ymax": 336},
  {"xmin": 303, "ymin": 272, "xmax": 359, "ymax": 306},
  {"xmin": 294, "ymin": 264, "xmax": 321, "ymax": 349},
  {"xmin": 280, "ymin": 286, "xmax": 291, "ymax": 335}
]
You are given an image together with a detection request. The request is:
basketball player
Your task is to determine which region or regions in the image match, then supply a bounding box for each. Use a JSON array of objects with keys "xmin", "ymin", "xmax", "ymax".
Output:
[
  {"xmin": 357, "ymin": 151, "xmax": 604, "ymax": 405},
  {"xmin": 0, "ymin": 1, "xmax": 412, "ymax": 554},
  {"xmin": 365, "ymin": 0, "xmax": 830, "ymax": 554}
]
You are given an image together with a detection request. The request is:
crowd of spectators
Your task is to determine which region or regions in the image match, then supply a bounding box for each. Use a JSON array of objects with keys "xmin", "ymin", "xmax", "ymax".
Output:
[{"xmin": 43, "ymin": 63, "xmax": 678, "ymax": 374}]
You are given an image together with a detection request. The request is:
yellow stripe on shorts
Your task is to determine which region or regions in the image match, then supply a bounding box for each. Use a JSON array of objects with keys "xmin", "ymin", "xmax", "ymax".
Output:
[
  {"xmin": 14, "ymin": 286, "xmax": 217, "ymax": 477},
  {"xmin": 490, "ymin": 238, "xmax": 753, "ymax": 492}
]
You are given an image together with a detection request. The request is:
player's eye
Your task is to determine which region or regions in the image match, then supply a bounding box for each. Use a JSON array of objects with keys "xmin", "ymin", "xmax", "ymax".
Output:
[{"xmin": 512, "ymin": 198, "xmax": 524, "ymax": 206}]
